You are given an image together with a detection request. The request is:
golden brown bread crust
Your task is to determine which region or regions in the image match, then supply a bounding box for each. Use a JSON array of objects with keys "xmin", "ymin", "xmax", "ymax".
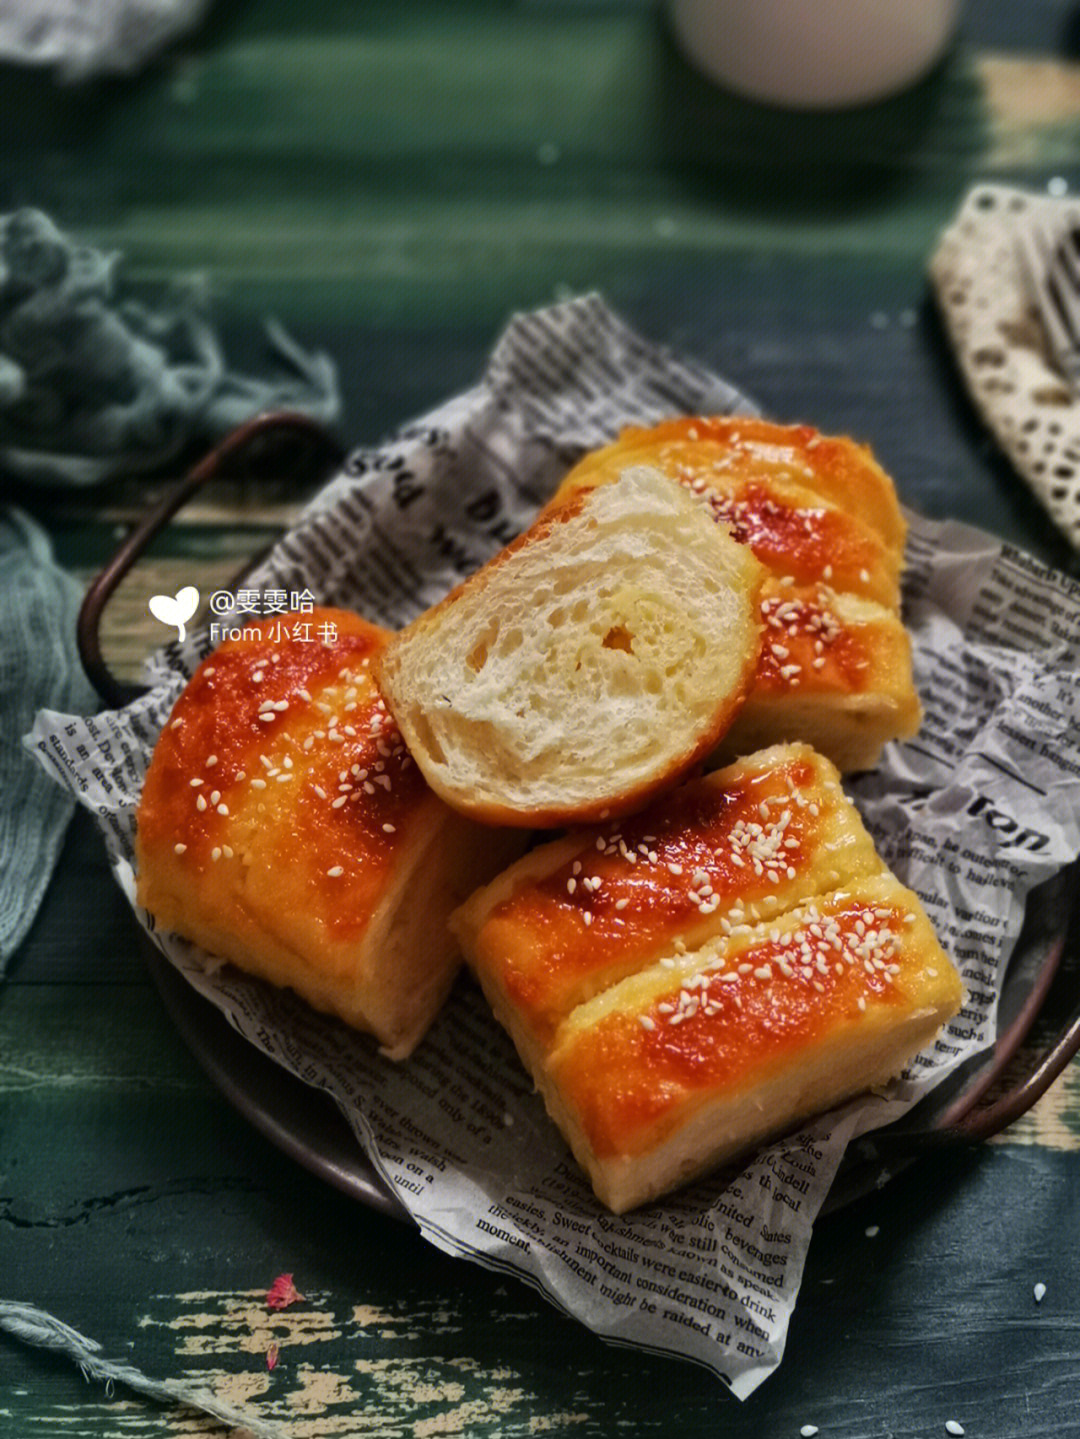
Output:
[
  {"xmin": 549, "ymin": 419, "xmax": 920, "ymax": 771},
  {"xmin": 136, "ymin": 607, "xmax": 525, "ymax": 1058},
  {"xmin": 713, "ymin": 579, "xmax": 922, "ymax": 771},
  {"xmin": 551, "ymin": 417, "xmax": 906, "ymax": 605},
  {"xmin": 451, "ymin": 743, "xmax": 881, "ymax": 1047},
  {"xmin": 453, "ymin": 742, "xmax": 963, "ymax": 1212},
  {"xmin": 545, "ymin": 873, "xmax": 962, "ymax": 1210}
]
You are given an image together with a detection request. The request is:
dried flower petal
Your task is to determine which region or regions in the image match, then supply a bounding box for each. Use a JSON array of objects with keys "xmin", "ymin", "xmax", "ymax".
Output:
[
  {"xmin": 266, "ymin": 1273, "xmax": 304, "ymax": 1310},
  {"xmin": 266, "ymin": 1343, "xmax": 279, "ymax": 1371}
]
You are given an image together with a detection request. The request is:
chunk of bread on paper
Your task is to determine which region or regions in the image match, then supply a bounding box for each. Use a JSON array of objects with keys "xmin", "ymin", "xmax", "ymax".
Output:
[
  {"xmin": 452, "ymin": 742, "xmax": 962, "ymax": 1212},
  {"xmin": 136, "ymin": 608, "xmax": 526, "ymax": 1058},
  {"xmin": 550, "ymin": 419, "xmax": 921, "ymax": 772},
  {"xmin": 376, "ymin": 465, "xmax": 766, "ymax": 827}
]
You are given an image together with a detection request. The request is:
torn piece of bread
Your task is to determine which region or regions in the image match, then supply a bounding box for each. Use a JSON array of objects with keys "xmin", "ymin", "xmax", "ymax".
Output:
[
  {"xmin": 376, "ymin": 465, "xmax": 766, "ymax": 827},
  {"xmin": 135, "ymin": 608, "xmax": 526, "ymax": 1058},
  {"xmin": 452, "ymin": 742, "xmax": 962, "ymax": 1212},
  {"xmin": 550, "ymin": 419, "xmax": 920, "ymax": 771}
]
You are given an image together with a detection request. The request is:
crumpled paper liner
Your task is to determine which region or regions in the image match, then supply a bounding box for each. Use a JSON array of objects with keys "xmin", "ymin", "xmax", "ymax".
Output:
[{"xmin": 930, "ymin": 183, "xmax": 1080, "ymax": 551}]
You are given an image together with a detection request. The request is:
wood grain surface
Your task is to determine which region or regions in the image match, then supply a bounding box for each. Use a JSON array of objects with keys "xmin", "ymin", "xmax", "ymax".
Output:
[{"xmin": 4, "ymin": 2, "xmax": 1080, "ymax": 1435}]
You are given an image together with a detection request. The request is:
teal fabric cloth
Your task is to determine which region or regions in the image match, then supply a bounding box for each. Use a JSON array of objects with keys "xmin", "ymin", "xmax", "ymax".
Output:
[
  {"xmin": 0, "ymin": 1, "xmax": 211, "ymax": 83},
  {"xmin": 0, "ymin": 209, "xmax": 340, "ymax": 485},
  {"xmin": 0, "ymin": 509, "xmax": 97, "ymax": 968},
  {"xmin": 0, "ymin": 209, "xmax": 341, "ymax": 1427},
  {"xmin": 0, "ymin": 207, "xmax": 342, "ymax": 967}
]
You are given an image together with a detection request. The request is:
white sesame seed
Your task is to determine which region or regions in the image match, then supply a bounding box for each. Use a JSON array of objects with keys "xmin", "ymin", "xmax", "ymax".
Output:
[
  {"xmin": 283, "ymin": 755, "xmax": 293, "ymax": 769},
  {"xmin": 203, "ymin": 666, "xmax": 216, "ymax": 677},
  {"xmin": 210, "ymin": 791, "xmax": 221, "ymax": 804},
  {"xmin": 382, "ymin": 823, "xmax": 396, "ymax": 833},
  {"xmin": 615, "ymin": 898, "xmax": 629, "ymax": 911},
  {"xmin": 251, "ymin": 778, "xmax": 266, "ymax": 790},
  {"xmin": 639, "ymin": 1015, "xmax": 656, "ymax": 1031},
  {"xmin": 236, "ymin": 770, "xmax": 246, "ymax": 781},
  {"xmin": 314, "ymin": 785, "xmax": 327, "ymax": 799},
  {"xmin": 331, "ymin": 796, "xmax": 348, "ymax": 808},
  {"xmin": 217, "ymin": 804, "xmax": 229, "ymax": 816},
  {"xmin": 196, "ymin": 795, "xmax": 207, "ymax": 811},
  {"xmin": 583, "ymin": 911, "xmax": 593, "ymax": 926},
  {"xmin": 865, "ymin": 1225, "xmax": 879, "ymax": 1238},
  {"xmin": 259, "ymin": 712, "xmax": 275, "ymax": 723},
  {"xmin": 174, "ymin": 843, "xmax": 187, "ymax": 855},
  {"xmin": 222, "ymin": 845, "xmax": 234, "ymax": 859},
  {"xmin": 567, "ymin": 878, "xmax": 577, "ymax": 894},
  {"xmin": 801, "ymin": 1428, "xmax": 819, "ymax": 1438},
  {"xmin": 211, "ymin": 847, "xmax": 221, "ymax": 861},
  {"xmin": 946, "ymin": 1424, "xmax": 964, "ymax": 1437},
  {"xmin": 1034, "ymin": 1282, "xmax": 1047, "ymax": 1303},
  {"xmin": 327, "ymin": 866, "xmax": 344, "ymax": 877},
  {"xmin": 296, "ymin": 688, "xmax": 312, "ymax": 702},
  {"xmin": 252, "ymin": 670, "xmax": 264, "ymax": 683},
  {"xmin": 189, "ymin": 778, "xmax": 203, "ymax": 787},
  {"xmin": 171, "ymin": 718, "xmax": 183, "ymax": 729}
]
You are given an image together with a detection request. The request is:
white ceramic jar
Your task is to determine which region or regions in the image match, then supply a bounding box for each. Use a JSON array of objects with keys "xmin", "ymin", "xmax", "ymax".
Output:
[{"xmin": 669, "ymin": 0, "xmax": 964, "ymax": 109}]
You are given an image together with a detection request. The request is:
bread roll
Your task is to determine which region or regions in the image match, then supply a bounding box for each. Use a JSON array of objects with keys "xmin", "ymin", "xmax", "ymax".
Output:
[
  {"xmin": 550, "ymin": 419, "xmax": 920, "ymax": 772},
  {"xmin": 452, "ymin": 742, "xmax": 962, "ymax": 1212},
  {"xmin": 451, "ymin": 743, "xmax": 882, "ymax": 1053},
  {"xmin": 376, "ymin": 465, "xmax": 766, "ymax": 827},
  {"xmin": 136, "ymin": 608, "xmax": 526, "ymax": 1058},
  {"xmin": 545, "ymin": 872, "xmax": 962, "ymax": 1213}
]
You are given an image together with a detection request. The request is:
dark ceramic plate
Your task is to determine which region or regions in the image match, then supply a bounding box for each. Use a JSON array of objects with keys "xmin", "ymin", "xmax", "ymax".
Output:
[{"xmin": 88, "ymin": 416, "xmax": 1080, "ymax": 1221}]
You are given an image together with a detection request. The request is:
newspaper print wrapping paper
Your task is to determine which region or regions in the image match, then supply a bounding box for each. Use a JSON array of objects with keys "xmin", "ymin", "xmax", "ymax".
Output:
[{"xmin": 28, "ymin": 297, "xmax": 1080, "ymax": 1399}]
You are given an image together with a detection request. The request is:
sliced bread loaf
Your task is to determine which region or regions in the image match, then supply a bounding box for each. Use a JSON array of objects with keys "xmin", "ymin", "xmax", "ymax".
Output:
[{"xmin": 376, "ymin": 465, "xmax": 765, "ymax": 826}]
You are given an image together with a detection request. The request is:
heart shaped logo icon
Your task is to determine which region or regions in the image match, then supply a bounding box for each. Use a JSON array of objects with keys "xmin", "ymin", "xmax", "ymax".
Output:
[{"xmin": 148, "ymin": 586, "xmax": 200, "ymax": 642}]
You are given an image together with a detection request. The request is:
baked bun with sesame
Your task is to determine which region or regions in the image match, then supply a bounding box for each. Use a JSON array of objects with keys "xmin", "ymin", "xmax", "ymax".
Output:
[
  {"xmin": 451, "ymin": 742, "xmax": 962, "ymax": 1212},
  {"xmin": 375, "ymin": 465, "xmax": 766, "ymax": 828},
  {"xmin": 549, "ymin": 419, "xmax": 921, "ymax": 773},
  {"xmin": 135, "ymin": 609, "xmax": 527, "ymax": 1059}
]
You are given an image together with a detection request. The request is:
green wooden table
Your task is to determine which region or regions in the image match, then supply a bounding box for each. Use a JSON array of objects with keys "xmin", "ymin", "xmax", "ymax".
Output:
[{"xmin": 4, "ymin": 3, "xmax": 1080, "ymax": 1434}]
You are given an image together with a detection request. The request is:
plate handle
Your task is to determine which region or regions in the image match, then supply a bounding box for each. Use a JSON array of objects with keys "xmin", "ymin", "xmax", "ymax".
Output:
[
  {"xmin": 76, "ymin": 411, "xmax": 345, "ymax": 707},
  {"xmin": 939, "ymin": 990, "xmax": 1080, "ymax": 1144}
]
